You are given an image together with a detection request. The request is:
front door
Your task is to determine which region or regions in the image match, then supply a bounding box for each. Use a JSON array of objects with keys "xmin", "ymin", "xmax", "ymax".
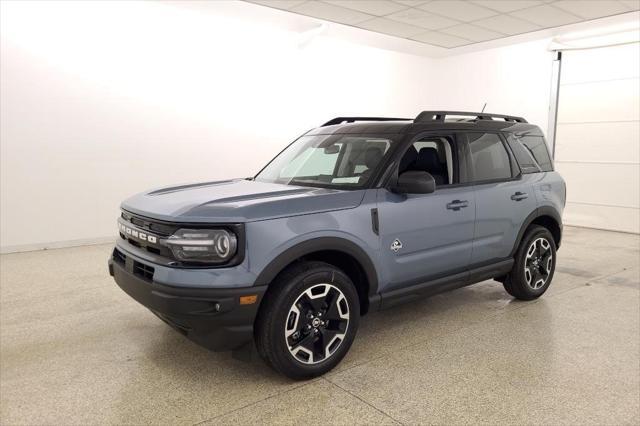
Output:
[{"xmin": 376, "ymin": 133, "xmax": 476, "ymax": 292}]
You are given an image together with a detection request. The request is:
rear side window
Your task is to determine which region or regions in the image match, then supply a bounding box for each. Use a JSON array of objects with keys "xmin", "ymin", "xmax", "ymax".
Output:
[
  {"xmin": 467, "ymin": 133, "xmax": 512, "ymax": 182},
  {"xmin": 508, "ymin": 134, "xmax": 553, "ymax": 172}
]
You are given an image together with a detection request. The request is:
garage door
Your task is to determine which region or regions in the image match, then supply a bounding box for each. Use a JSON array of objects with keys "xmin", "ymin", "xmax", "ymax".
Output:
[{"xmin": 555, "ymin": 42, "xmax": 640, "ymax": 234}]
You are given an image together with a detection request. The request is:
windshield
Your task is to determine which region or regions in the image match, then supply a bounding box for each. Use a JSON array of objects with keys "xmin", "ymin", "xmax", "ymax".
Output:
[{"xmin": 255, "ymin": 134, "xmax": 400, "ymax": 189}]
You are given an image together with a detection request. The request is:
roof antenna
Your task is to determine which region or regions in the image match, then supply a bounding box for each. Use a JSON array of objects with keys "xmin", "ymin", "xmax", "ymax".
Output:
[{"xmin": 481, "ymin": 103, "xmax": 487, "ymax": 113}]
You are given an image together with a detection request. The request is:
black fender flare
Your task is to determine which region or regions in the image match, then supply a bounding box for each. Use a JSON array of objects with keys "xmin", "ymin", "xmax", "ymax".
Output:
[
  {"xmin": 510, "ymin": 206, "xmax": 563, "ymax": 257},
  {"xmin": 253, "ymin": 237, "xmax": 379, "ymax": 296}
]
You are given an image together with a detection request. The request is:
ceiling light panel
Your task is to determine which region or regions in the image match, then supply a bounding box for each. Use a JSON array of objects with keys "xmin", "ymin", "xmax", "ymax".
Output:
[
  {"xmin": 471, "ymin": 1, "xmax": 544, "ymax": 13},
  {"xmin": 411, "ymin": 31, "xmax": 472, "ymax": 47},
  {"xmin": 324, "ymin": 1, "xmax": 409, "ymax": 16},
  {"xmin": 510, "ymin": 4, "xmax": 582, "ymax": 27},
  {"xmin": 441, "ymin": 23, "xmax": 504, "ymax": 41},
  {"xmin": 473, "ymin": 14, "xmax": 541, "ymax": 35},
  {"xmin": 553, "ymin": 0, "xmax": 632, "ymax": 19},
  {"xmin": 290, "ymin": 1, "xmax": 373, "ymax": 25},
  {"xmin": 358, "ymin": 17, "xmax": 427, "ymax": 37},
  {"xmin": 418, "ymin": 0, "xmax": 498, "ymax": 22},
  {"xmin": 244, "ymin": 0, "xmax": 640, "ymax": 51},
  {"xmin": 386, "ymin": 8, "xmax": 461, "ymax": 30}
]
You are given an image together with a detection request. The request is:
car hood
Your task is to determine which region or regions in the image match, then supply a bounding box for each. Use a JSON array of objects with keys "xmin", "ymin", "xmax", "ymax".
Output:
[{"xmin": 121, "ymin": 178, "xmax": 366, "ymax": 223}]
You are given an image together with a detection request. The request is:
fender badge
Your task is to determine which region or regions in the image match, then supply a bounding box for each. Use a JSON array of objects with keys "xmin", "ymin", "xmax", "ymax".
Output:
[{"xmin": 390, "ymin": 239, "xmax": 403, "ymax": 253}]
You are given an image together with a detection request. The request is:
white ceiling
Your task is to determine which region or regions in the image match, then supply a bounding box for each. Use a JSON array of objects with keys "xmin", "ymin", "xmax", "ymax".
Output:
[{"xmin": 246, "ymin": 0, "xmax": 640, "ymax": 48}]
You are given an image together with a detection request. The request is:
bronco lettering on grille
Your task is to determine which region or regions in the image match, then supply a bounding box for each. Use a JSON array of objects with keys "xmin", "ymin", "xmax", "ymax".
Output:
[{"xmin": 118, "ymin": 222, "xmax": 158, "ymax": 244}]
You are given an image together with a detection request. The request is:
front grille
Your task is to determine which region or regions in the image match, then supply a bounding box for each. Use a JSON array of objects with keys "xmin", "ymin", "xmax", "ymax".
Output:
[
  {"xmin": 119, "ymin": 209, "xmax": 246, "ymax": 269},
  {"xmin": 133, "ymin": 261, "xmax": 155, "ymax": 281},
  {"xmin": 122, "ymin": 212, "xmax": 176, "ymax": 236},
  {"xmin": 119, "ymin": 211, "xmax": 175, "ymax": 258},
  {"xmin": 113, "ymin": 248, "xmax": 126, "ymax": 265}
]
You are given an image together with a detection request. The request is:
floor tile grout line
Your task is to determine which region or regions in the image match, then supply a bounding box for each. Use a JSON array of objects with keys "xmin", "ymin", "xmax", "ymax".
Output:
[
  {"xmin": 321, "ymin": 377, "xmax": 405, "ymax": 425},
  {"xmin": 329, "ymin": 266, "xmax": 634, "ymax": 378},
  {"xmin": 191, "ymin": 378, "xmax": 322, "ymax": 425}
]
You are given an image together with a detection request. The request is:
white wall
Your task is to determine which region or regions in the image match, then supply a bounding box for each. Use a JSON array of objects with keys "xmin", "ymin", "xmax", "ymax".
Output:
[
  {"xmin": 0, "ymin": 0, "xmax": 436, "ymax": 251},
  {"xmin": 555, "ymin": 43, "xmax": 640, "ymax": 233},
  {"xmin": 429, "ymin": 38, "xmax": 555, "ymax": 133},
  {"xmin": 429, "ymin": 37, "xmax": 640, "ymax": 234},
  {"xmin": 6, "ymin": 1, "xmax": 617, "ymax": 252}
]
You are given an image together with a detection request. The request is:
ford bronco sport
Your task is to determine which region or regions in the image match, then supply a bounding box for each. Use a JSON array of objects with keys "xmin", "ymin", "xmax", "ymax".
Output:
[{"xmin": 108, "ymin": 111, "xmax": 565, "ymax": 379}]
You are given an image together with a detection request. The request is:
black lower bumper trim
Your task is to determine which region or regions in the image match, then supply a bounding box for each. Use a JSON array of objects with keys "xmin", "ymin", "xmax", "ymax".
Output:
[{"xmin": 109, "ymin": 258, "xmax": 267, "ymax": 351}]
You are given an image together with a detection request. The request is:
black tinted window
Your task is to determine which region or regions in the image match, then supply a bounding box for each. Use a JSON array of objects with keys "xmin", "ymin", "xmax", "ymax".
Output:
[
  {"xmin": 467, "ymin": 133, "xmax": 512, "ymax": 182},
  {"xmin": 507, "ymin": 134, "xmax": 539, "ymax": 173},
  {"xmin": 517, "ymin": 135, "xmax": 553, "ymax": 172}
]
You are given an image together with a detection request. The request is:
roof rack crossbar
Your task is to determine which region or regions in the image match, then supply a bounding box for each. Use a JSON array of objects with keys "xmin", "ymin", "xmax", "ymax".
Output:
[
  {"xmin": 414, "ymin": 111, "xmax": 527, "ymax": 123},
  {"xmin": 322, "ymin": 117, "xmax": 412, "ymax": 127}
]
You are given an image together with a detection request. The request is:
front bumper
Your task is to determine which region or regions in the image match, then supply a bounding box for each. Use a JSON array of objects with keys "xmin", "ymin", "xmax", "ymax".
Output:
[{"xmin": 108, "ymin": 250, "xmax": 267, "ymax": 351}]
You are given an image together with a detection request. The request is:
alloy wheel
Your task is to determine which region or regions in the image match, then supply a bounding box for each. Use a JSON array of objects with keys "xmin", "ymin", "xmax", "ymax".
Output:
[
  {"xmin": 284, "ymin": 283, "xmax": 350, "ymax": 364},
  {"xmin": 524, "ymin": 237, "xmax": 553, "ymax": 290}
]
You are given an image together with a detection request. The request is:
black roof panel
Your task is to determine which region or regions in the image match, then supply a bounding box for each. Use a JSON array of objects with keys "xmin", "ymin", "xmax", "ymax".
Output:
[{"xmin": 307, "ymin": 119, "xmax": 543, "ymax": 137}]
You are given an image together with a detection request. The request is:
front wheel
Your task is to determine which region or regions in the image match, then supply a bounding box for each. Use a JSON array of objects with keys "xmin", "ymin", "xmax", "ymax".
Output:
[
  {"xmin": 504, "ymin": 225, "xmax": 556, "ymax": 300},
  {"xmin": 254, "ymin": 261, "xmax": 360, "ymax": 380}
]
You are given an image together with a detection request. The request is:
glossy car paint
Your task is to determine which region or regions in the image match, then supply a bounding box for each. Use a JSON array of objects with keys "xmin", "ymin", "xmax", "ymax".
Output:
[{"xmin": 116, "ymin": 119, "xmax": 564, "ymax": 297}]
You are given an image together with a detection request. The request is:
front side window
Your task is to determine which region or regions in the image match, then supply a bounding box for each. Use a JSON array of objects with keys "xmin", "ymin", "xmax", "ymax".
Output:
[
  {"xmin": 398, "ymin": 136, "xmax": 455, "ymax": 187},
  {"xmin": 255, "ymin": 134, "xmax": 398, "ymax": 189},
  {"xmin": 467, "ymin": 133, "xmax": 512, "ymax": 182}
]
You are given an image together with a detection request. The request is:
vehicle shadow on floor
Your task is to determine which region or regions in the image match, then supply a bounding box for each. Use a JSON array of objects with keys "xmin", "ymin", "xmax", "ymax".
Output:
[{"xmin": 140, "ymin": 279, "xmax": 538, "ymax": 383}]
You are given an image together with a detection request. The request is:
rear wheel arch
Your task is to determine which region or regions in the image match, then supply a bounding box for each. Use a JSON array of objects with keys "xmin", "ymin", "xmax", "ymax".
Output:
[
  {"xmin": 254, "ymin": 237, "xmax": 378, "ymax": 315},
  {"xmin": 511, "ymin": 207, "xmax": 562, "ymax": 257}
]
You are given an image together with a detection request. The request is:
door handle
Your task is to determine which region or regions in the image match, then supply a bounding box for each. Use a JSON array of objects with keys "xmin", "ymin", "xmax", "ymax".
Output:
[
  {"xmin": 511, "ymin": 192, "xmax": 528, "ymax": 201},
  {"xmin": 446, "ymin": 200, "xmax": 469, "ymax": 211}
]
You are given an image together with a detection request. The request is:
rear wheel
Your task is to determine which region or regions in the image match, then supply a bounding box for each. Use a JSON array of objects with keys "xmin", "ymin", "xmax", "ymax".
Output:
[
  {"xmin": 254, "ymin": 261, "xmax": 359, "ymax": 380},
  {"xmin": 504, "ymin": 225, "xmax": 556, "ymax": 300}
]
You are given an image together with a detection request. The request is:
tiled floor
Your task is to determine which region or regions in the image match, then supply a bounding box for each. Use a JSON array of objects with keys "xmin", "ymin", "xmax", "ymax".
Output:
[{"xmin": 1, "ymin": 226, "xmax": 638, "ymax": 425}]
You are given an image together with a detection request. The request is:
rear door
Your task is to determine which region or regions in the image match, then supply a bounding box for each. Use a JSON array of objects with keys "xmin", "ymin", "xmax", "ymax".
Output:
[
  {"xmin": 462, "ymin": 132, "xmax": 537, "ymax": 265},
  {"xmin": 376, "ymin": 132, "xmax": 476, "ymax": 290}
]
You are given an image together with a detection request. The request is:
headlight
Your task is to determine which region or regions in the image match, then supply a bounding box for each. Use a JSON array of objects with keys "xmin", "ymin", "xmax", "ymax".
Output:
[{"xmin": 164, "ymin": 229, "xmax": 237, "ymax": 264}]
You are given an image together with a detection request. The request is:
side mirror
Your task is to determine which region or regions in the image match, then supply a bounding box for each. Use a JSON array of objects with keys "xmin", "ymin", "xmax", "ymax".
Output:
[{"xmin": 391, "ymin": 171, "xmax": 435, "ymax": 194}]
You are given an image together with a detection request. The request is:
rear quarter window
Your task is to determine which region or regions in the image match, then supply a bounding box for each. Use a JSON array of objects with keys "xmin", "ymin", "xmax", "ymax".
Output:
[{"xmin": 508, "ymin": 134, "xmax": 553, "ymax": 172}]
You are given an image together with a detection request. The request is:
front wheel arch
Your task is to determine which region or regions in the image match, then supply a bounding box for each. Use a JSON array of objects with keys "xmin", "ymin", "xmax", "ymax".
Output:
[{"xmin": 253, "ymin": 237, "xmax": 379, "ymax": 315}]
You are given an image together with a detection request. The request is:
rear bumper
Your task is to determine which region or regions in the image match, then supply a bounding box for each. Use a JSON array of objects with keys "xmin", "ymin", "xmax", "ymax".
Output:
[{"xmin": 108, "ymin": 252, "xmax": 267, "ymax": 351}]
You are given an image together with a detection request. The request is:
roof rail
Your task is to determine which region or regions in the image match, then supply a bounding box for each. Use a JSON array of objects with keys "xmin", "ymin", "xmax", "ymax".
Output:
[
  {"xmin": 322, "ymin": 117, "xmax": 411, "ymax": 127},
  {"xmin": 414, "ymin": 111, "xmax": 527, "ymax": 123}
]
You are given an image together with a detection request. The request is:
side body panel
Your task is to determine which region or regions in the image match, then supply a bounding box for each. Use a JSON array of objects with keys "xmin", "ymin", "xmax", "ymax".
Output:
[
  {"xmin": 247, "ymin": 189, "xmax": 381, "ymax": 290},
  {"xmin": 375, "ymin": 186, "xmax": 476, "ymax": 291},
  {"xmin": 531, "ymin": 171, "xmax": 566, "ymax": 219},
  {"xmin": 471, "ymin": 175, "xmax": 538, "ymax": 265}
]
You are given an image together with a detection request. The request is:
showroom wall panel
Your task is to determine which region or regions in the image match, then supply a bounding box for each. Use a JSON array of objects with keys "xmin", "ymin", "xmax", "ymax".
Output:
[
  {"xmin": 555, "ymin": 42, "xmax": 640, "ymax": 233},
  {"xmin": 0, "ymin": 1, "xmax": 435, "ymax": 251},
  {"xmin": 429, "ymin": 39, "xmax": 554, "ymax": 134}
]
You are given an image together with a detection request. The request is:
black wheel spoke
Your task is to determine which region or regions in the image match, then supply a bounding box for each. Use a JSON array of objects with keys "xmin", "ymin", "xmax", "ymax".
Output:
[
  {"xmin": 299, "ymin": 292, "xmax": 325, "ymax": 313},
  {"xmin": 313, "ymin": 333, "xmax": 327, "ymax": 360},
  {"xmin": 321, "ymin": 328, "xmax": 339, "ymax": 343},
  {"xmin": 324, "ymin": 295, "xmax": 342, "ymax": 321},
  {"xmin": 291, "ymin": 331, "xmax": 316, "ymax": 353}
]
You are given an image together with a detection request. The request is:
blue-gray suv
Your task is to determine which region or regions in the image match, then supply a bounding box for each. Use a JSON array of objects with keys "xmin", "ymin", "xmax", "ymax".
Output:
[{"xmin": 108, "ymin": 111, "xmax": 565, "ymax": 379}]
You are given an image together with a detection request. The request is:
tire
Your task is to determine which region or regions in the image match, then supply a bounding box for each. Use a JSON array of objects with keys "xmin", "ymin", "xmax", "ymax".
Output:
[
  {"xmin": 504, "ymin": 225, "xmax": 557, "ymax": 301},
  {"xmin": 254, "ymin": 261, "xmax": 360, "ymax": 380}
]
